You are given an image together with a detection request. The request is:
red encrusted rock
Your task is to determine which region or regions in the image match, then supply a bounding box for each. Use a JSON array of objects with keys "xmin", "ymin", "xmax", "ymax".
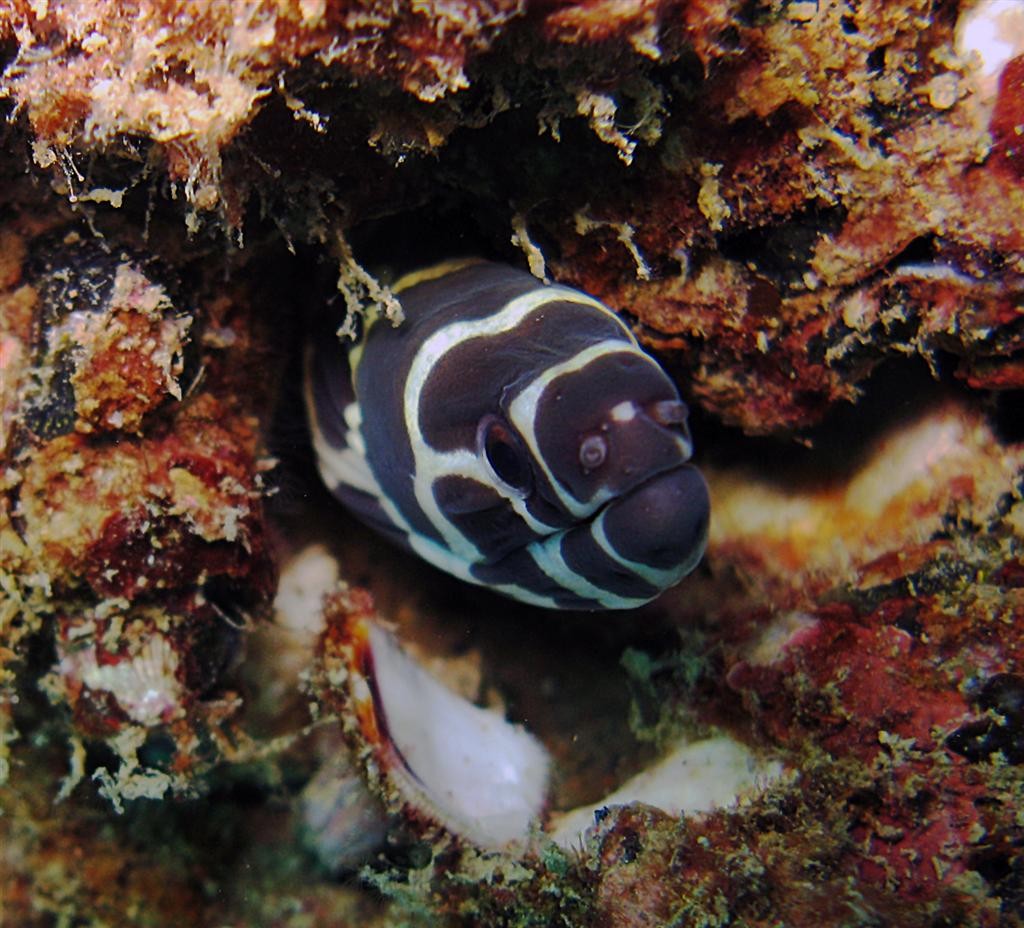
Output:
[
  {"xmin": 991, "ymin": 55, "xmax": 1024, "ymax": 179},
  {"xmin": 0, "ymin": 220, "xmax": 277, "ymax": 792},
  {"xmin": 1, "ymin": 3, "xmax": 1023, "ymax": 927},
  {"xmin": 15, "ymin": 414, "xmax": 269, "ymax": 601}
]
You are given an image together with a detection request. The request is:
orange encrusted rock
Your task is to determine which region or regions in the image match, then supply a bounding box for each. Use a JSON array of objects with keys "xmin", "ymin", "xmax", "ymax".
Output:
[
  {"xmin": 1, "ymin": 3, "xmax": 1023, "ymax": 927},
  {"xmin": 0, "ymin": 0, "xmax": 521, "ymax": 205}
]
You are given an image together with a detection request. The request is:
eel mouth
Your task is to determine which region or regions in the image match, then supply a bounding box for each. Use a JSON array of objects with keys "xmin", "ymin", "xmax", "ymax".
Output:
[
  {"xmin": 582, "ymin": 462, "xmax": 710, "ymax": 564},
  {"xmin": 490, "ymin": 462, "xmax": 711, "ymax": 611}
]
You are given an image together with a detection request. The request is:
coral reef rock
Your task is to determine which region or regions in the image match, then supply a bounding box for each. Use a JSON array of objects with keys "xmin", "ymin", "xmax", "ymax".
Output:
[{"xmin": 2, "ymin": 1, "xmax": 1023, "ymax": 926}]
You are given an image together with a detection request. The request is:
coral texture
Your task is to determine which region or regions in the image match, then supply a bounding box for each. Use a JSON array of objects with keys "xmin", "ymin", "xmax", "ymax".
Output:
[
  {"xmin": 0, "ymin": 218, "xmax": 277, "ymax": 805},
  {"xmin": 1, "ymin": 1, "xmax": 1022, "ymax": 927}
]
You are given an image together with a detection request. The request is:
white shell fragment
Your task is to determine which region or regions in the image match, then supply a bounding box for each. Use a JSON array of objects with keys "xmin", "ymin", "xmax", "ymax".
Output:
[
  {"xmin": 299, "ymin": 741, "xmax": 389, "ymax": 872},
  {"xmin": 549, "ymin": 734, "xmax": 783, "ymax": 849},
  {"xmin": 261, "ymin": 542, "xmax": 340, "ymax": 696},
  {"xmin": 364, "ymin": 621, "xmax": 551, "ymax": 849},
  {"xmin": 273, "ymin": 543, "xmax": 341, "ymax": 640},
  {"xmin": 956, "ymin": 0, "xmax": 1024, "ymax": 103}
]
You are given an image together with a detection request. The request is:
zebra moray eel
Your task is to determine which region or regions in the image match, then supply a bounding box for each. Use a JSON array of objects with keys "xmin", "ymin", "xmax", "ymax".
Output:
[{"xmin": 304, "ymin": 259, "xmax": 709, "ymax": 610}]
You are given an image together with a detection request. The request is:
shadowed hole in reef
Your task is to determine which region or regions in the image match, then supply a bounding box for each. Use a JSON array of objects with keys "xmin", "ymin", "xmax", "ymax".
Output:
[
  {"xmin": 716, "ymin": 202, "xmax": 848, "ymax": 294},
  {"xmin": 687, "ymin": 354, "xmax": 974, "ymax": 488},
  {"xmin": 993, "ymin": 389, "xmax": 1024, "ymax": 444},
  {"xmin": 885, "ymin": 233, "xmax": 937, "ymax": 267},
  {"xmin": 348, "ymin": 198, "xmax": 525, "ymax": 276}
]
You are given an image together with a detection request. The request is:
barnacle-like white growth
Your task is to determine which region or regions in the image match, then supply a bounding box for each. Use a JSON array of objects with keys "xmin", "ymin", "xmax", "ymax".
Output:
[
  {"xmin": 708, "ymin": 401, "xmax": 1024, "ymax": 585},
  {"xmin": 59, "ymin": 632, "xmax": 183, "ymax": 726}
]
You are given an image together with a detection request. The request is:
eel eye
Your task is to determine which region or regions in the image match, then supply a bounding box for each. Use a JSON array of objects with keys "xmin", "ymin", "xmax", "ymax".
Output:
[
  {"xmin": 477, "ymin": 415, "xmax": 533, "ymax": 496},
  {"xmin": 579, "ymin": 434, "xmax": 608, "ymax": 472}
]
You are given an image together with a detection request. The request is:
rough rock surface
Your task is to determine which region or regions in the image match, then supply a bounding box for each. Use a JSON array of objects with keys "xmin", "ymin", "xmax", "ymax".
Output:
[{"xmin": 1, "ymin": 1, "xmax": 1022, "ymax": 926}]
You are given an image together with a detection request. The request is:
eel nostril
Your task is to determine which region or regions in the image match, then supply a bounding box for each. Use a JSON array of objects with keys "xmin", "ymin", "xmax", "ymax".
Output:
[{"xmin": 646, "ymin": 399, "xmax": 689, "ymax": 427}]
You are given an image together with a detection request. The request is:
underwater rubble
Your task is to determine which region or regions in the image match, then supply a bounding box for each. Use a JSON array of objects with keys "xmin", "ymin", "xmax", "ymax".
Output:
[{"xmin": 1, "ymin": 1, "xmax": 1023, "ymax": 926}]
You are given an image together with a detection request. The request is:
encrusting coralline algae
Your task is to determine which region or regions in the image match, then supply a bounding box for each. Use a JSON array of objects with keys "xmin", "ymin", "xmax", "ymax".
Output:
[{"xmin": 1, "ymin": 2, "xmax": 1023, "ymax": 926}]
